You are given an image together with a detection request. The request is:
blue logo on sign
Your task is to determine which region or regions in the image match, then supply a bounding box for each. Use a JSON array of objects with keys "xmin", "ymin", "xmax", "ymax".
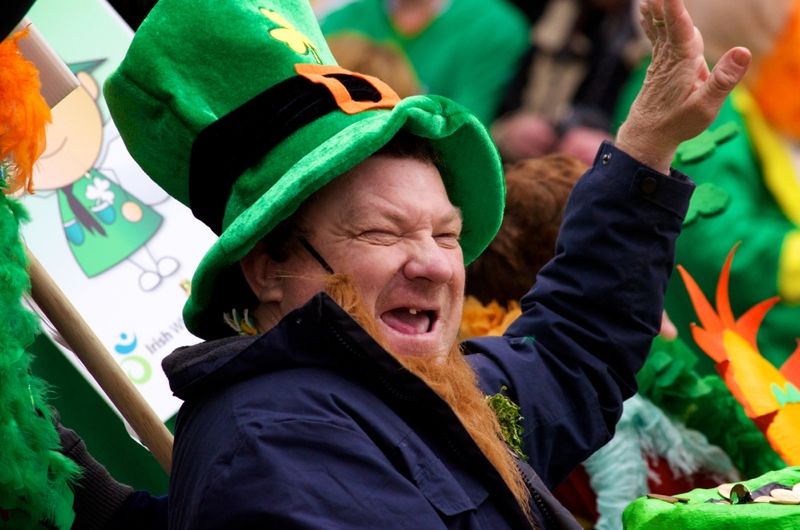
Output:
[{"xmin": 114, "ymin": 332, "xmax": 138, "ymax": 354}]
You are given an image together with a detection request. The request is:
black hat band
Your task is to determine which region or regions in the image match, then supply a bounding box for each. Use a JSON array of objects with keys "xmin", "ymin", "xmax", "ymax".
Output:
[{"xmin": 189, "ymin": 66, "xmax": 400, "ymax": 235}]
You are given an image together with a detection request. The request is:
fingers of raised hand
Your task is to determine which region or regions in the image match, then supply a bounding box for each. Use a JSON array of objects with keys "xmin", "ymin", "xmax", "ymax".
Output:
[
  {"xmin": 639, "ymin": 0, "xmax": 665, "ymax": 43},
  {"xmin": 639, "ymin": 13, "xmax": 657, "ymax": 43},
  {"xmin": 640, "ymin": 0, "xmax": 696, "ymax": 50},
  {"xmin": 664, "ymin": 0, "xmax": 697, "ymax": 48}
]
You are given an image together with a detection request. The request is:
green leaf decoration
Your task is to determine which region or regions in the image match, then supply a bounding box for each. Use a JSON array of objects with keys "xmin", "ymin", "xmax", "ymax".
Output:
[
  {"xmin": 486, "ymin": 386, "xmax": 527, "ymax": 460},
  {"xmin": 683, "ymin": 183, "xmax": 731, "ymax": 226},
  {"xmin": 676, "ymin": 122, "xmax": 740, "ymax": 165},
  {"xmin": 637, "ymin": 336, "xmax": 711, "ymax": 410},
  {"xmin": 638, "ymin": 340, "xmax": 786, "ymax": 478}
]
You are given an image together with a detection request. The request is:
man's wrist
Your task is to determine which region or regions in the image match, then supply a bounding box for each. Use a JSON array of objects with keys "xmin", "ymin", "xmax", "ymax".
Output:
[{"xmin": 615, "ymin": 120, "xmax": 676, "ymax": 176}]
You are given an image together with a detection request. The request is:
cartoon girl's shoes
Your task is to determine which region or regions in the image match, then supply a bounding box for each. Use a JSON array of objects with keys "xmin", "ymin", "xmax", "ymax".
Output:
[
  {"xmin": 139, "ymin": 270, "xmax": 161, "ymax": 292},
  {"xmin": 157, "ymin": 257, "xmax": 179, "ymax": 278}
]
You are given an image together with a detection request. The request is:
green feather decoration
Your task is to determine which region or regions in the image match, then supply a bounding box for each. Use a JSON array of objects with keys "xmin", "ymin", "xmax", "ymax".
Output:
[{"xmin": 0, "ymin": 186, "xmax": 79, "ymax": 529}]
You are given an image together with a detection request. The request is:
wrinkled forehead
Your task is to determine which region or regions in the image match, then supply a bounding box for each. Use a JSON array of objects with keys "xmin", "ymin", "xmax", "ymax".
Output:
[{"xmin": 299, "ymin": 154, "xmax": 461, "ymax": 231}]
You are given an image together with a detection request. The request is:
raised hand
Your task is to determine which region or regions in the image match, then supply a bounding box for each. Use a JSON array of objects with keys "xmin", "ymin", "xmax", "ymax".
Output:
[{"xmin": 616, "ymin": 0, "xmax": 751, "ymax": 174}]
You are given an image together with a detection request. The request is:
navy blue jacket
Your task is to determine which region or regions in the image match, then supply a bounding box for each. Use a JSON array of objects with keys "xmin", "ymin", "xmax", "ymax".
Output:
[{"xmin": 162, "ymin": 143, "xmax": 694, "ymax": 529}]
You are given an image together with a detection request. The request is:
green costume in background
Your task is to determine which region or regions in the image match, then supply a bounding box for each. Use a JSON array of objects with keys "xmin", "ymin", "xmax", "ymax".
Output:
[
  {"xmin": 57, "ymin": 168, "xmax": 162, "ymax": 277},
  {"xmin": 615, "ymin": 64, "xmax": 800, "ymax": 374},
  {"xmin": 320, "ymin": 0, "xmax": 530, "ymax": 125},
  {"xmin": 667, "ymin": 91, "xmax": 800, "ymax": 372}
]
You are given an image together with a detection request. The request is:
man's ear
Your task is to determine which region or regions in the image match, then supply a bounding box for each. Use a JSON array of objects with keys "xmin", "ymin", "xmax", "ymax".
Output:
[{"xmin": 240, "ymin": 243, "xmax": 284, "ymax": 305}]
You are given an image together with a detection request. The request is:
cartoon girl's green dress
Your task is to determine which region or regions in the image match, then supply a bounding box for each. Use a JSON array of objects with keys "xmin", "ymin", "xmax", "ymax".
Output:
[{"xmin": 56, "ymin": 169, "xmax": 162, "ymax": 277}]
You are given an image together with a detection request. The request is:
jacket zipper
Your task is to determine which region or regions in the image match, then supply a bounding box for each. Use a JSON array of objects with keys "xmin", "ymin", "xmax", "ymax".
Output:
[{"xmin": 514, "ymin": 458, "xmax": 552, "ymax": 530}]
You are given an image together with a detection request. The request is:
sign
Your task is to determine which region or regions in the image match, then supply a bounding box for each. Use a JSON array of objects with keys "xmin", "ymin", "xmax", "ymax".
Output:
[{"xmin": 24, "ymin": 0, "xmax": 217, "ymax": 421}]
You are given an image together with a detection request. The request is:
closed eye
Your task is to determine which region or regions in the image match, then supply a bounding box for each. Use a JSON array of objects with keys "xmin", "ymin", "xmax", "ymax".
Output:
[
  {"xmin": 434, "ymin": 232, "xmax": 460, "ymax": 249},
  {"xmin": 357, "ymin": 230, "xmax": 402, "ymax": 245}
]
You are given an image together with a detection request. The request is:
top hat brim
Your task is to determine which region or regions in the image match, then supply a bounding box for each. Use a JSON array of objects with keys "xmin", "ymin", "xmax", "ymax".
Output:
[{"xmin": 183, "ymin": 94, "xmax": 504, "ymax": 339}]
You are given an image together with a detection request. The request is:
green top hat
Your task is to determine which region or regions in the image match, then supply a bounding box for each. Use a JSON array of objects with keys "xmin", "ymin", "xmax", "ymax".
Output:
[{"xmin": 105, "ymin": 0, "xmax": 505, "ymax": 339}]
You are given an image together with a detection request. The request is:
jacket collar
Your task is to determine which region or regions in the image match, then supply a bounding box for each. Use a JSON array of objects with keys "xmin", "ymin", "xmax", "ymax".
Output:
[{"xmin": 163, "ymin": 293, "xmax": 342, "ymax": 399}]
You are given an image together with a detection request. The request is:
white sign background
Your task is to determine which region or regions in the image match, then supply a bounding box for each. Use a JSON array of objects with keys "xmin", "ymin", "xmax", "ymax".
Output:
[{"xmin": 24, "ymin": 0, "xmax": 218, "ymax": 421}]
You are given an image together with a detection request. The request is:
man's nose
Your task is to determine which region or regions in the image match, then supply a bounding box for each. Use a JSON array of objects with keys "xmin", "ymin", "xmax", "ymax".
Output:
[{"xmin": 402, "ymin": 238, "xmax": 455, "ymax": 284}]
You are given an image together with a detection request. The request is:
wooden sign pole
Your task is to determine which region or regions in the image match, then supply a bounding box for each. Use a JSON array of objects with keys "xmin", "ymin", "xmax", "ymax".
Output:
[{"xmin": 25, "ymin": 247, "xmax": 173, "ymax": 475}]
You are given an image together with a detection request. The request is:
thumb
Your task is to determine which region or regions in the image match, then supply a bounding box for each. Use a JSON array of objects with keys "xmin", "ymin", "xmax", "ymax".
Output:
[{"xmin": 701, "ymin": 47, "xmax": 751, "ymax": 106}]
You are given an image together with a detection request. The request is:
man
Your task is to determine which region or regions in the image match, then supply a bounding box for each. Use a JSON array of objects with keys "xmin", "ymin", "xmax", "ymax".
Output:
[{"xmin": 103, "ymin": 0, "xmax": 750, "ymax": 527}]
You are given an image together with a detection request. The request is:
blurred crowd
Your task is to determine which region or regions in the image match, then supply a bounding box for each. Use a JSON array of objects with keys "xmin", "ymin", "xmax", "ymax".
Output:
[{"xmin": 13, "ymin": 0, "xmax": 800, "ymax": 528}]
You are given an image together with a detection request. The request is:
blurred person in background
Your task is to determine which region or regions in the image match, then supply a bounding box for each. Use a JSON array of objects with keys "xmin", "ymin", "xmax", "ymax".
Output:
[
  {"xmin": 491, "ymin": 0, "xmax": 647, "ymax": 164},
  {"xmin": 319, "ymin": 0, "xmax": 531, "ymax": 126}
]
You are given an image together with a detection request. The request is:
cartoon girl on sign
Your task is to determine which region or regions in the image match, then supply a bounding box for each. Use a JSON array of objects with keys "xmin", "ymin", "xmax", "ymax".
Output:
[{"xmin": 32, "ymin": 60, "xmax": 179, "ymax": 291}]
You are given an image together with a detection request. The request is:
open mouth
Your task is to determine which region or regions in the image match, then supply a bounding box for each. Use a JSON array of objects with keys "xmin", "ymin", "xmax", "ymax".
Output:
[{"xmin": 380, "ymin": 307, "xmax": 438, "ymax": 335}]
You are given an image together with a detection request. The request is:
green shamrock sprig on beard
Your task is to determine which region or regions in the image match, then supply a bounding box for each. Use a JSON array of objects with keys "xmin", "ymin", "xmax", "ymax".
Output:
[
  {"xmin": 260, "ymin": 8, "xmax": 322, "ymax": 64},
  {"xmin": 486, "ymin": 386, "xmax": 527, "ymax": 461}
]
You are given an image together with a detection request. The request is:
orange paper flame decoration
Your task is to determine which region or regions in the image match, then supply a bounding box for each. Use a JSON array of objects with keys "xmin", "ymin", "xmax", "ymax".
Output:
[
  {"xmin": 678, "ymin": 244, "xmax": 800, "ymax": 465},
  {"xmin": 0, "ymin": 27, "xmax": 50, "ymax": 195}
]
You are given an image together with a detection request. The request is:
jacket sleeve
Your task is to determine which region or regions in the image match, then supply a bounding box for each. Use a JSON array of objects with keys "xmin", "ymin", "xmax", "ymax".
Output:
[
  {"xmin": 57, "ymin": 422, "xmax": 167, "ymax": 530},
  {"xmin": 464, "ymin": 142, "xmax": 694, "ymax": 488},
  {"xmin": 187, "ymin": 419, "xmax": 452, "ymax": 530}
]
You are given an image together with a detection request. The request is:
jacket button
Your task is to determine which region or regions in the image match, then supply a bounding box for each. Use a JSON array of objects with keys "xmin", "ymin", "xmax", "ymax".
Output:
[
  {"xmin": 640, "ymin": 176, "xmax": 658, "ymax": 194},
  {"xmin": 602, "ymin": 152, "xmax": 612, "ymax": 165}
]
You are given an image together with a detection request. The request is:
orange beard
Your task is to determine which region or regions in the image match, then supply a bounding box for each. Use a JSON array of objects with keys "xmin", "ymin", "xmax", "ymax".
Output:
[{"xmin": 325, "ymin": 275, "xmax": 534, "ymax": 525}]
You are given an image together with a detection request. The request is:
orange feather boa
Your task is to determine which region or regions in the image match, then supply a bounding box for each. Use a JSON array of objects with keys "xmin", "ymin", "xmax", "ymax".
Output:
[{"xmin": 0, "ymin": 28, "xmax": 51, "ymax": 194}]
